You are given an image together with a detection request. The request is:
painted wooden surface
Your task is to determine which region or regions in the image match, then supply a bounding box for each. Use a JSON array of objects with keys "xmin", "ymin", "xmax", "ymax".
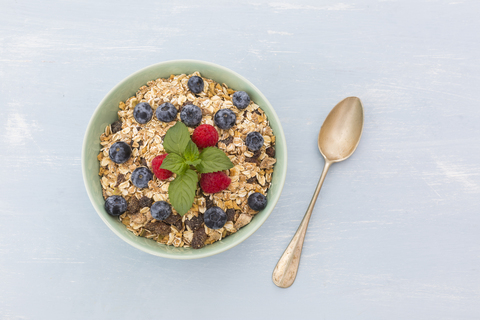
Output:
[{"xmin": 1, "ymin": 0, "xmax": 479, "ymax": 319}]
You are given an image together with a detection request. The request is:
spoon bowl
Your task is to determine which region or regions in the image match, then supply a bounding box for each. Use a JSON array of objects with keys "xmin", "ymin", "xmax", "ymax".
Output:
[
  {"xmin": 272, "ymin": 96, "xmax": 364, "ymax": 288},
  {"xmin": 319, "ymin": 97, "xmax": 364, "ymax": 162}
]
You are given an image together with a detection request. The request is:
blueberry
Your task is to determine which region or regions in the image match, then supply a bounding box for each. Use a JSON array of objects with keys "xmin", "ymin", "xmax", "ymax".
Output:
[
  {"xmin": 187, "ymin": 76, "xmax": 204, "ymax": 94},
  {"xmin": 109, "ymin": 141, "xmax": 132, "ymax": 164},
  {"xmin": 204, "ymin": 206, "xmax": 227, "ymax": 229},
  {"xmin": 105, "ymin": 195, "xmax": 127, "ymax": 216},
  {"xmin": 156, "ymin": 102, "xmax": 178, "ymax": 122},
  {"xmin": 248, "ymin": 192, "xmax": 267, "ymax": 211},
  {"xmin": 151, "ymin": 201, "xmax": 172, "ymax": 221},
  {"xmin": 232, "ymin": 91, "xmax": 251, "ymax": 110},
  {"xmin": 133, "ymin": 102, "xmax": 153, "ymax": 124},
  {"xmin": 214, "ymin": 109, "xmax": 236, "ymax": 130},
  {"xmin": 180, "ymin": 104, "xmax": 202, "ymax": 127},
  {"xmin": 131, "ymin": 167, "xmax": 153, "ymax": 189},
  {"xmin": 245, "ymin": 132, "xmax": 264, "ymax": 151}
]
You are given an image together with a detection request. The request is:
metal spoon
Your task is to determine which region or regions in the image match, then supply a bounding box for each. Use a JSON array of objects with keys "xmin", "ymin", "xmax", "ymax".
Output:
[{"xmin": 272, "ymin": 96, "xmax": 364, "ymax": 288}]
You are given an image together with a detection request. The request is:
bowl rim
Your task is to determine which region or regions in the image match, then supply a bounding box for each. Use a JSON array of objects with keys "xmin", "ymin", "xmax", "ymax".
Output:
[{"xmin": 81, "ymin": 59, "xmax": 287, "ymax": 259}]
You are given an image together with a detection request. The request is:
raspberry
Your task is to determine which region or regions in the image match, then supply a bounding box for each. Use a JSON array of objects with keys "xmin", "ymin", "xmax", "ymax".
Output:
[
  {"xmin": 152, "ymin": 154, "xmax": 173, "ymax": 180},
  {"xmin": 200, "ymin": 171, "xmax": 231, "ymax": 193},
  {"xmin": 192, "ymin": 124, "xmax": 219, "ymax": 149}
]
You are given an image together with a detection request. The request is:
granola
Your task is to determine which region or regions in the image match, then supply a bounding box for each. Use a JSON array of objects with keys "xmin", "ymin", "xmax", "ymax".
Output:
[{"xmin": 98, "ymin": 72, "xmax": 276, "ymax": 249}]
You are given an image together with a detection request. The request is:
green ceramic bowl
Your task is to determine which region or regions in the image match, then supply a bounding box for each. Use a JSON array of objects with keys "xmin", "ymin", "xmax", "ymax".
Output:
[{"xmin": 82, "ymin": 60, "xmax": 287, "ymax": 259}]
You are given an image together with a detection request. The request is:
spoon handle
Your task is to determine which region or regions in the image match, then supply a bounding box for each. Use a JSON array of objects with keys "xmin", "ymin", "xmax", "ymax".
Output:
[{"xmin": 272, "ymin": 160, "xmax": 332, "ymax": 288}]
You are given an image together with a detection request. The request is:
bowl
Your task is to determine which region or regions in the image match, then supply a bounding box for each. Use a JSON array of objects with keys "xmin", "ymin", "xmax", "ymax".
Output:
[{"xmin": 82, "ymin": 60, "xmax": 287, "ymax": 259}]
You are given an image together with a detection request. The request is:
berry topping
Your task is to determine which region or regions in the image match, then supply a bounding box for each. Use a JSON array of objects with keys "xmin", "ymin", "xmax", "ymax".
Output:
[
  {"xmin": 185, "ymin": 214, "xmax": 204, "ymax": 231},
  {"xmin": 109, "ymin": 141, "xmax": 132, "ymax": 164},
  {"xmin": 187, "ymin": 76, "xmax": 204, "ymax": 94},
  {"xmin": 248, "ymin": 192, "xmax": 267, "ymax": 211},
  {"xmin": 156, "ymin": 102, "xmax": 178, "ymax": 122},
  {"xmin": 214, "ymin": 109, "xmax": 236, "ymax": 130},
  {"xmin": 111, "ymin": 120, "xmax": 122, "ymax": 133},
  {"xmin": 191, "ymin": 227, "xmax": 207, "ymax": 249},
  {"xmin": 180, "ymin": 104, "xmax": 202, "ymax": 127},
  {"xmin": 151, "ymin": 201, "xmax": 172, "ymax": 221},
  {"xmin": 200, "ymin": 171, "xmax": 231, "ymax": 193},
  {"xmin": 226, "ymin": 208, "xmax": 236, "ymax": 222},
  {"xmin": 151, "ymin": 154, "xmax": 173, "ymax": 180},
  {"xmin": 127, "ymin": 197, "xmax": 140, "ymax": 213},
  {"xmin": 266, "ymin": 146, "xmax": 275, "ymax": 158},
  {"xmin": 139, "ymin": 196, "xmax": 153, "ymax": 208},
  {"xmin": 131, "ymin": 167, "xmax": 153, "ymax": 188},
  {"xmin": 192, "ymin": 124, "xmax": 219, "ymax": 149},
  {"xmin": 232, "ymin": 91, "xmax": 251, "ymax": 109},
  {"xmin": 133, "ymin": 102, "xmax": 153, "ymax": 124},
  {"xmin": 105, "ymin": 195, "xmax": 127, "ymax": 216},
  {"xmin": 204, "ymin": 206, "xmax": 227, "ymax": 229},
  {"xmin": 245, "ymin": 132, "xmax": 264, "ymax": 151}
]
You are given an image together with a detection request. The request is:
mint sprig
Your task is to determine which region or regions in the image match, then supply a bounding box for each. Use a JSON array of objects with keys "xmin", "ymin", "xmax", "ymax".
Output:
[
  {"xmin": 159, "ymin": 122, "xmax": 234, "ymax": 215},
  {"xmin": 168, "ymin": 169, "xmax": 198, "ymax": 216},
  {"xmin": 160, "ymin": 153, "xmax": 188, "ymax": 175},
  {"xmin": 183, "ymin": 140, "xmax": 200, "ymax": 163},
  {"xmin": 163, "ymin": 122, "xmax": 190, "ymax": 155},
  {"xmin": 196, "ymin": 147, "xmax": 234, "ymax": 173}
]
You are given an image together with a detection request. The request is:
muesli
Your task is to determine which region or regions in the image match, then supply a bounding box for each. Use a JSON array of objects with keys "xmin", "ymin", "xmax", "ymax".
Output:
[{"xmin": 98, "ymin": 72, "xmax": 276, "ymax": 249}]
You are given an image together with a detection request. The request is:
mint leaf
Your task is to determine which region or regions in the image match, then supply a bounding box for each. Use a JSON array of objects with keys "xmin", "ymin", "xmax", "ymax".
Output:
[
  {"xmin": 160, "ymin": 153, "xmax": 188, "ymax": 175},
  {"xmin": 163, "ymin": 122, "xmax": 190, "ymax": 155},
  {"xmin": 185, "ymin": 159, "xmax": 202, "ymax": 166},
  {"xmin": 168, "ymin": 169, "xmax": 198, "ymax": 215},
  {"xmin": 183, "ymin": 140, "xmax": 200, "ymax": 162},
  {"xmin": 195, "ymin": 147, "xmax": 234, "ymax": 173}
]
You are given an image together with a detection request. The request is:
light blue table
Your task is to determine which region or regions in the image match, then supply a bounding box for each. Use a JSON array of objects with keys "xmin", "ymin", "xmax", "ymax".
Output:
[{"xmin": 1, "ymin": 1, "xmax": 479, "ymax": 319}]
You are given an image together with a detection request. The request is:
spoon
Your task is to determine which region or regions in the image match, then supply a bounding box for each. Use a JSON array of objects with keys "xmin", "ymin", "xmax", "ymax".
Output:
[{"xmin": 272, "ymin": 96, "xmax": 364, "ymax": 288}]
